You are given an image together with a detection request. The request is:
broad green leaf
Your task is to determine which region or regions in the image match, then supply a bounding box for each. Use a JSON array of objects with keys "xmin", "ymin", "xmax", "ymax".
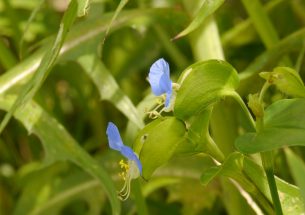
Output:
[
  {"xmin": 133, "ymin": 117, "xmax": 187, "ymax": 179},
  {"xmin": 285, "ymin": 149, "xmax": 305, "ymax": 209},
  {"xmin": 260, "ymin": 67, "xmax": 305, "ymax": 98},
  {"xmin": 0, "ymin": 95, "xmax": 120, "ymax": 215},
  {"xmin": 174, "ymin": 60, "xmax": 239, "ymax": 120},
  {"xmin": 77, "ymin": 54, "xmax": 144, "ymax": 129},
  {"xmin": 0, "ymin": 0, "xmax": 78, "ymax": 134},
  {"xmin": 174, "ymin": 0, "xmax": 225, "ymax": 39},
  {"xmin": 235, "ymin": 99, "xmax": 305, "ymax": 153}
]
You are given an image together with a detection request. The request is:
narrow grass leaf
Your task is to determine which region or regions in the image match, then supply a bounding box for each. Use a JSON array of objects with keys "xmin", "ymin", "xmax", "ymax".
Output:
[
  {"xmin": 0, "ymin": 95, "xmax": 121, "ymax": 215},
  {"xmin": 0, "ymin": 0, "xmax": 78, "ymax": 134},
  {"xmin": 77, "ymin": 54, "xmax": 144, "ymax": 128},
  {"xmin": 173, "ymin": 0, "xmax": 224, "ymax": 40},
  {"xmin": 0, "ymin": 9, "xmax": 186, "ymax": 94},
  {"xmin": 99, "ymin": 0, "xmax": 129, "ymax": 59}
]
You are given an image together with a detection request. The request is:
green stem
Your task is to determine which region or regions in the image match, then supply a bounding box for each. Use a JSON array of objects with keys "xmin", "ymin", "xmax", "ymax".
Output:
[
  {"xmin": 261, "ymin": 151, "xmax": 283, "ymax": 215},
  {"xmin": 231, "ymin": 90, "xmax": 283, "ymax": 214},
  {"xmin": 207, "ymin": 134, "xmax": 225, "ymax": 163},
  {"xmin": 257, "ymin": 84, "xmax": 283, "ymax": 215},
  {"xmin": 295, "ymin": 39, "xmax": 305, "ymax": 73},
  {"xmin": 132, "ymin": 179, "xmax": 149, "ymax": 215},
  {"xmin": 258, "ymin": 82, "xmax": 270, "ymax": 104},
  {"xmin": 256, "ymin": 118, "xmax": 283, "ymax": 215},
  {"xmin": 230, "ymin": 92, "xmax": 256, "ymax": 130}
]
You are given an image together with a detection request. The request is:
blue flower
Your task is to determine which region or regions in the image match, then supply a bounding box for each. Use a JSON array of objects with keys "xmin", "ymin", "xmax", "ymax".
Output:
[
  {"xmin": 149, "ymin": 58, "xmax": 172, "ymax": 107},
  {"xmin": 106, "ymin": 122, "xmax": 142, "ymax": 200}
]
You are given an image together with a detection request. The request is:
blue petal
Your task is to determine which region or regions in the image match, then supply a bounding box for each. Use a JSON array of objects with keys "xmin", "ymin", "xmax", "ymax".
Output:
[
  {"xmin": 149, "ymin": 58, "xmax": 171, "ymax": 96},
  {"xmin": 121, "ymin": 145, "xmax": 143, "ymax": 174},
  {"xmin": 106, "ymin": 122, "xmax": 124, "ymax": 151},
  {"xmin": 159, "ymin": 72, "xmax": 172, "ymax": 94}
]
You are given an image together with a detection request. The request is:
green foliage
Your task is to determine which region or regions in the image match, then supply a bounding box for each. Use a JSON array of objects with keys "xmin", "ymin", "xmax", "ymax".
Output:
[
  {"xmin": 174, "ymin": 60, "xmax": 239, "ymax": 120},
  {"xmin": 236, "ymin": 99, "xmax": 305, "ymax": 153},
  {"xmin": 1, "ymin": 0, "xmax": 305, "ymax": 214},
  {"xmin": 134, "ymin": 117, "xmax": 186, "ymax": 179}
]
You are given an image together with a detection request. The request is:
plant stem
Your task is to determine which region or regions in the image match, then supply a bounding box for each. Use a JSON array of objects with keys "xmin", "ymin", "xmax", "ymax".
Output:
[
  {"xmin": 132, "ymin": 179, "xmax": 149, "ymax": 215},
  {"xmin": 207, "ymin": 134, "xmax": 225, "ymax": 163},
  {"xmin": 230, "ymin": 92, "xmax": 256, "ymax": 130},
  {"xmin": 231, "ymin": 90, "xmax": 283, "ymax": 215},
  {"xmin": 256, "ymin": 117, "xmax": 283, "ymax": 215},
  {"xmin": 261, "ymin": 151, "xmax": 283, "ymax": 214}
]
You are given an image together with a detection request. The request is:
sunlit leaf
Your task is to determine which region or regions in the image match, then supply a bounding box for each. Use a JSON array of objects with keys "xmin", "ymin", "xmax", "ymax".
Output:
[
  {"xmin": 77, "ymin": 54, "xmax": 144, "ymax": 129},
  {"xmin": 174, "ymin": 60, "xmax": 239, "ymax": 120},
  {"xmin": 260, "ymin": 67, "xmax": 305, "ymax": 98},
  {"xmin": 174, "ymin": 0, "xmax": 225, "ymax": 39},
  {"xmin": 235, "ymin": 99, "xmax": 305, "ymax": 153}
]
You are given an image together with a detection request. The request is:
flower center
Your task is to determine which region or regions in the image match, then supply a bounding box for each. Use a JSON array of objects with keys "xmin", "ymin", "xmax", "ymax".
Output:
[{"xmin": 118, "ymin": 159, "xmax": 140, "ymax": 200}]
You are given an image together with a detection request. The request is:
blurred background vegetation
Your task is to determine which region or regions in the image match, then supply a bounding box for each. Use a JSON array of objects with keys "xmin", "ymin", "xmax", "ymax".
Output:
[{"xmin": 0, "ymin": 0, "xmax": 305, "ymax": 214}]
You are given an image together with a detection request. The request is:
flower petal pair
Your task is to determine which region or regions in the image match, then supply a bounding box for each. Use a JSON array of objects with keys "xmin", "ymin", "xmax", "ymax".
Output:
[
  {"xmin": 106, "ymin": 122, "xmax": 142, "ymax": 174},
  {"xmin": 149, "ymin": 58, "xmax": 172, "ymax": 107}
]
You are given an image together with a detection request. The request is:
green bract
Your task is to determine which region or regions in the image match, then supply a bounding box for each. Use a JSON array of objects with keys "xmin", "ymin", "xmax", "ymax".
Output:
[
  {"xmin": 133, "ymin": 117, "xmax": 187, "ymax": 179},
  {"xmin": 260, "ymin": 67, "xmax": 305, "ymax": 98},
  {"xmin": 174, "ymin": 60, "xmax": 239, "ymax": 120}
]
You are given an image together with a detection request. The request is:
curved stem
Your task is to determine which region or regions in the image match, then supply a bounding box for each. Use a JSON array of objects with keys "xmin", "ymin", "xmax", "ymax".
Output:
[
  {"xmin": 207, "ymin": 135, "xmax": 225, "ymax": 163},
  {"xmin": 257, "ymin": 83, "xmax": 283, "ymax": 215},
  {"xmin": 230, "ymin": 91, "xmax": 256, "ymax": 130}
]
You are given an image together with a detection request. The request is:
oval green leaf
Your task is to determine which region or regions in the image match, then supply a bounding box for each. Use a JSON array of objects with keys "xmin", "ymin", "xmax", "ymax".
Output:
[{"xmin": 235, "ymin": 98, "xmax": 305, "ymax": 153}]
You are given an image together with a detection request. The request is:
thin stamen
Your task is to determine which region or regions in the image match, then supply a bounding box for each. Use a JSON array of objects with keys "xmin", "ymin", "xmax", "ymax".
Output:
[{"xmin": 118, "ymin": 176, "xmax": 132, "ymax": 201}]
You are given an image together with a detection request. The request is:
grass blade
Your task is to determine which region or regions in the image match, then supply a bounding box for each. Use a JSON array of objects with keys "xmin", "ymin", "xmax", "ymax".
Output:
[
  {"xmin": 173, "ymin": 0, "xmax": 224, "ymax": 40},
  {"xmin": 0, "ymin": 94, "xmax": 121, "ymax": 215},
  {"xmin": 0, "ymin": 0, "xmax": 78, "ymax": 134},
  {"xmin": 77, "ymin": 54, "xmax": 144, "ymax": 128}
]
